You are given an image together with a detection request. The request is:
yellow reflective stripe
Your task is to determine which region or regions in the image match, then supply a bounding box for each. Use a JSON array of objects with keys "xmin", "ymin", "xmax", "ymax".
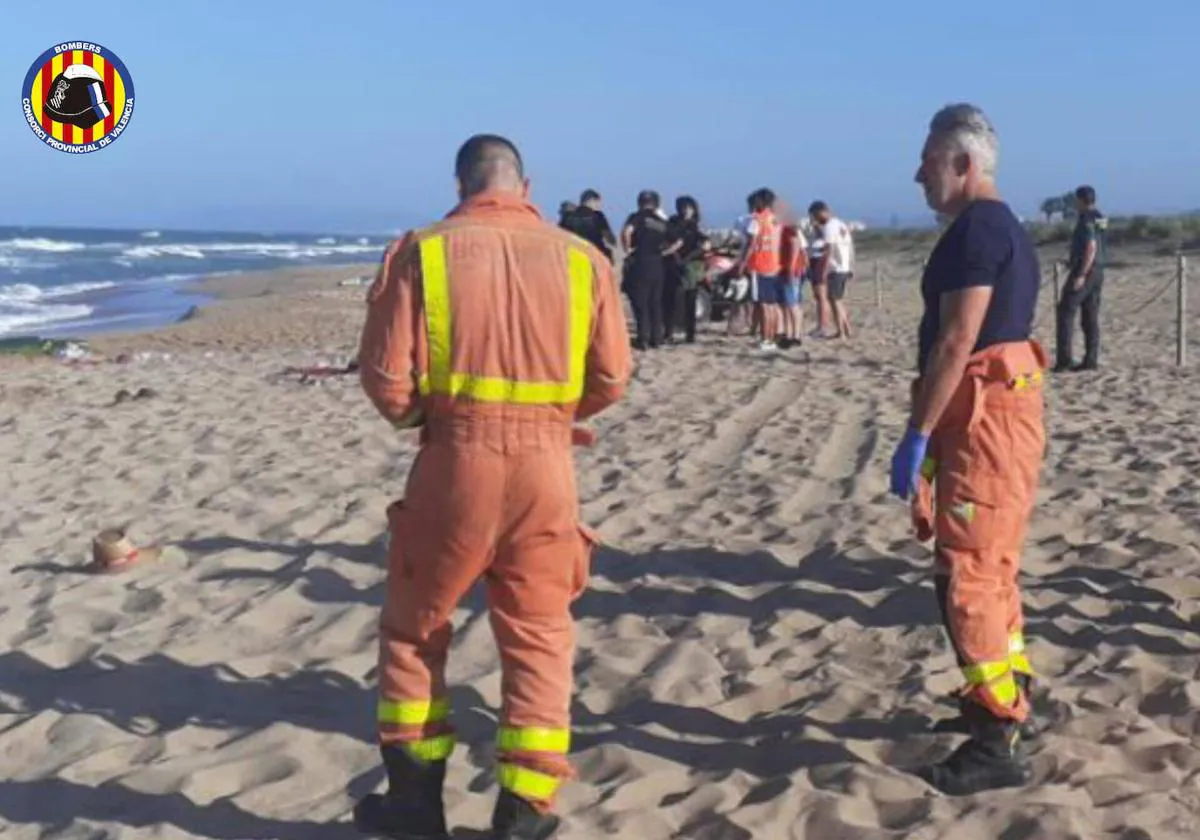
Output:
[
  {"xmin": 496, "ymin": 763, "xmax": 561, "ymax": 801},
  {"xmin": 402, "ymin": 733, "xmax": 456, "ymax": 763},
  {"xmin": 566, "ymin": 246, "xmax": 593, "ymax": 403},
  {"xmin": 962, "ymin": 660, "xmax": 1010, "ymax": 684},
  {"xmin": 1008, "ymin": 631, "xmax": 1035, "ymax": 676},
  {"xmin": 1009, "ymin": 653, "xmax": 1035, "ymax": 678},
  {"xmin": 415, "ymin": 237, "xmax": 593, "ymax": 405},
  {"xmin": 1012, "ymin": 370, "xmax": 1044, "ymax": 391},
  {"xmin": 418, "ymin": 235, "xmax": 451, "ymax": 395},
  {"xmin": 1008, "ymin": 631, "xmax": 1025, "ymax": 654},
  {"xmin": 962, "ymin": 660, "xmax": 1018, "ymax": 705},
  {"xmin": 377, "ymin": 697, "xmax": 450, "ymax": 726},
  {"xmin": 497, "ymin": 726, "xmax": 570, "ymax": 754},
  {"xmin": 416, "ymin": 373, "xmax": 578, "ymax": 404}
]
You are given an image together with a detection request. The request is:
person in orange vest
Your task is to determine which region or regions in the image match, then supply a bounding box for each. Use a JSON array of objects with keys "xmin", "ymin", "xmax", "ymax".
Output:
[
  {"xmin": 355, "ymin": 133, "xmax": 632, "ymax": 839},
  {"xmin": 735, "ymin": 188, "xmax": 784, "ymax": 351},
  {"xmin": 891, "ymin": 103, "xmax": 1046, "ymax": 795}
]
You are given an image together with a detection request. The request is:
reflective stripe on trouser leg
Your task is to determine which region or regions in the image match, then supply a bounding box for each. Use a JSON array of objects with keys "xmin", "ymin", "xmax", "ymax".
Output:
[
  {"xmin": 1008, "ymin": 629, "xmax": 1034, "ymax": 679},
  {"xmin": 378, "ymin": 697, "xmax": 457, "ymax": 763},
  {"xmin": 496, "ymin": 726, "xmax": 571, "ymax": 803},
  {"xmin": 961, "ymin": 660, "xmax": 1020, "ymax": 710}
]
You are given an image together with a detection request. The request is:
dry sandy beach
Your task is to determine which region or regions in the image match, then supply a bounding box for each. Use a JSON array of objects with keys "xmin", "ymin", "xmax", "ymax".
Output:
[{"xmin": 1, "ymin": 245, "xmax": 1198, "ymax": 839}]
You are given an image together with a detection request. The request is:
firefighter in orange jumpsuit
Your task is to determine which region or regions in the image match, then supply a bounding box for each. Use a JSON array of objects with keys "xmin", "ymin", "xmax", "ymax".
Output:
[
  {"xmin": 736, "ymin": 188, "xmax": 784, "ymax": 350},
  {"xmin": 890, "ymin": 104, "xmax": 1047, "ymax": 795},
  {"xmin": 355, "ymin": 134, "xmax": 632, "ymax": 839}
]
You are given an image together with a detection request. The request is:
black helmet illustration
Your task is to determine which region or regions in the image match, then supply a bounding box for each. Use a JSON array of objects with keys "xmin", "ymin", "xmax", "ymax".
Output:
[{"xmin": 44, "ymin": 64, "xmax": 112, "ymax": 129}]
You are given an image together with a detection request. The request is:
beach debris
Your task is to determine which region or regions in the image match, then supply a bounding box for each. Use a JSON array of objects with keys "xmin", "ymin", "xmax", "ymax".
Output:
[
  {"xmin": 88, "ymin": 528, "xmax": 166, "ymax": 574},
  {"xmin": 339, "ymin": 275, "xmax": 373, "ymax": 287},
  {"xmin": 0, "ymin": 336, "xmax": 91, "ymax": 358},
  {"xmin": 281, "ymin": 359, "xmax": 360, "ymax": 384},
  {"xmin": 112, "ymin": 386, "xmax": 159, "ymax": 405}
]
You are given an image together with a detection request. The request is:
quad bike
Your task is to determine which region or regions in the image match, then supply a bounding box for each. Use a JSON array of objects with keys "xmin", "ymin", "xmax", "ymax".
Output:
[
  {"xmin": 622, "ymin": 242, "xmax": 752, "ymax": 325},
  {"xmin": 694, "ymin": 246, "xmax": 751, "ymax": 323}
]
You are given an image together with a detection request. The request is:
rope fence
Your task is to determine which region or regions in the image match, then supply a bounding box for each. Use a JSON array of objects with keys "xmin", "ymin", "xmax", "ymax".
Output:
[{"xmin": 866, "ymin": 253, "xmax": 1191, "ymax": 367}]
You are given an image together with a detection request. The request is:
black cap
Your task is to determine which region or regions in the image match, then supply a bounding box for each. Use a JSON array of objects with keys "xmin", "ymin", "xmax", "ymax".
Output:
[
  {"xmin": 1074, "ymin": 185, "xmax": 1097, "ymax": 205},
  {"xmin": 44, "ymin": 64, "xmax": 111, "ymax": 129},
  {"xmin": 808, "ymin": 200, "xmax": 830, "ymax": 216},
  {"xmin": 580, "ymin": 189, "xmax": 601, "ymax": 203}
]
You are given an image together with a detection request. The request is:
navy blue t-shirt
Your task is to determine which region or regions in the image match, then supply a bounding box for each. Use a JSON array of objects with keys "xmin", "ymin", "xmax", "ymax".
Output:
[{"xmin": 917, "ymin": 199, "xmax": 1040, "ymax": 373}]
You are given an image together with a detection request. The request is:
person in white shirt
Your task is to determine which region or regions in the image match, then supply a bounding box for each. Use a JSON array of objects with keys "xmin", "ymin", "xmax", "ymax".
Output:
[{"xmin": 808, "ymin": 200, "xmax": 855, "ymax": 339}]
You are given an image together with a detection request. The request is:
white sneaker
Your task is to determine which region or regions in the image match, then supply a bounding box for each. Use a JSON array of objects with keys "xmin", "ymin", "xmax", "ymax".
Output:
[{"xmin": 757, "ymin": 340, "xmax": 778, "ymax": 353}]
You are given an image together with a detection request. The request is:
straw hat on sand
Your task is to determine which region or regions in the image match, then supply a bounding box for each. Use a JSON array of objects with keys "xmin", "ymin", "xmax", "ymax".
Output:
[{"xmin": 89, "ymin": 528, "xmax": 164, "ymax": 574}]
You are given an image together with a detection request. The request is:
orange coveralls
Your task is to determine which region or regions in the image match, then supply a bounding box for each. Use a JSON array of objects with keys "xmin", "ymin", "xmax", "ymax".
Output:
[
  {"xmin": 912, "ymin": 340, "xmax": 1047, "ymax": 721},
  {"xmin": 358, "ymin": 191, "xmax": 632, "ymax": 812}
]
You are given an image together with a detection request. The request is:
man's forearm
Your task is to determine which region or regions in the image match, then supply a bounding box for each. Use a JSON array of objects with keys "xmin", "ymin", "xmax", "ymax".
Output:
[
  {"xmin": 1079, "ymin": 242, "xmax": 1096, "ymax": 278},
  {"xmin": 910, "ymin": 338, "xmax": 973, "ymax": 435},
  {"xmin": 361, "ymin": 366, "xmax": 423, "ymax": 428}
]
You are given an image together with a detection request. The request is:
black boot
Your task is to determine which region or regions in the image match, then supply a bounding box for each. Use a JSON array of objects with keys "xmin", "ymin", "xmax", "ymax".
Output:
[
  {"xmin": 918, "ymin": 707, "xmax": 1031, "ymax": 796},
  {"xmin": 490, "ymin": 789, "xmax": 561, "ymax": 840},
  {"xmin": 353, "ymin": 746, "xmax": 449, "ymax": 840}
]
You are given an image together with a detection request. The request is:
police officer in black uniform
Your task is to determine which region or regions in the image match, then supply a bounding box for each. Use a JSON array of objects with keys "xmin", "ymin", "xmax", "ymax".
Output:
[
  {"xmin": 1055, "ymin": 185, "xmax": 1107, "ymax": 372},
  {"xmin": 621, "ymin": 190, "xmax": 670, "ymax": 350},
  {"xmin": 560, "ymin": 189, "xmax": 616, "ymax": 263}
]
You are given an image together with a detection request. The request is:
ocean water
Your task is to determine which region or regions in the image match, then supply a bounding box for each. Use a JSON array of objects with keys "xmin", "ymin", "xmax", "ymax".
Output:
[{"xmin": 0, "ymin": 226, "xmax": 390, "ymax": 338}]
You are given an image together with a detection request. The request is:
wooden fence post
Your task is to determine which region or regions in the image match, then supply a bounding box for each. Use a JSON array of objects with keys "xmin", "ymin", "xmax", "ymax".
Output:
[
  {"xmin": 1178, "ymin": 254, "xmax": 1188, "ymax": 367},
  {"xmin": 874, "ymin": 261, "xmax": 882, "ymax": 308}
]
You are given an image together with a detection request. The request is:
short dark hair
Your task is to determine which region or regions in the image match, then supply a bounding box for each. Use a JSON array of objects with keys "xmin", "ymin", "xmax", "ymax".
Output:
[
  {"xmin": 580, "ymin": 188, "xmax": 601, "ymax": 203},
  {"xmin": 808, "ymin": 200, "xmax": 830, "ymax": 216},
  {"xmin": 454, "ymin": 134, "xmax": 524, "ymax": 195},
  {"xmin": 1075, "ymin": 185, "xmax": 1097, "ymax": 205},
  {"xmin": 637, "ymin": 189, "xmax": 660, "ymax": 209}
]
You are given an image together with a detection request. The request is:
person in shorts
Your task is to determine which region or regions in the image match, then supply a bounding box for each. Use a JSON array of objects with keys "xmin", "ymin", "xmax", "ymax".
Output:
[
  {"xmin": 778, "ymin": 215, "xmax": 809, "ymax": 345},
  {"xmin": 736, "ymin": 188, "xmax": 784, "ymax": 351},
  {"xmin": 808, "ymin": 200, "xmax": 855, "ymax": 339}
]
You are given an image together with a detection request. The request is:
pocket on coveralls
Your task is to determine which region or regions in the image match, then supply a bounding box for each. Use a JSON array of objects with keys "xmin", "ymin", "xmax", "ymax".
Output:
[
  {"xmin": 572, "ymin": 524, "xmax": 599, "ymax": 600},
  {"xmin": 385, "ymin": 499, "xmax": 415, "ymax": 581},
  {"xmin": 935, "ymin": 493, "xmax": 1003, "ymax": 552}
]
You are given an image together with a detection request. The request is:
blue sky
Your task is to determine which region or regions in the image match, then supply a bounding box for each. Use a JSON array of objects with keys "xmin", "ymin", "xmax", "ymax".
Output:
[{"xmin": 2, "ymin": 0, "xmax": 1197, "ymax": 234}]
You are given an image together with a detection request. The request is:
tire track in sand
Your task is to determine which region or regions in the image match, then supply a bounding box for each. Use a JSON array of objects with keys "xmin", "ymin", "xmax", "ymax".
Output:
[
  {"xmin": 777, "ymin": 399, "xmax": 880, "ymax": 524},
  {"xmin": 689, "ymin": 377, "xmax": 809, "ymax": 470}
]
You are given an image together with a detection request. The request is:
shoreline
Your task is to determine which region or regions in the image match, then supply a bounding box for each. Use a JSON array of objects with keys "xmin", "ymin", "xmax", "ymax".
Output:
[{"xmin": 31, "ymin": 263, "xmax": 377, "ymax": 357}]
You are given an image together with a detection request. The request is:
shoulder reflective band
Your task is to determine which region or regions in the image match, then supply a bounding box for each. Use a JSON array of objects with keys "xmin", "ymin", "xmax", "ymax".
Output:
[{"xmin": 417, "ymin": 234, "xmax": 593, "ymax": 404}]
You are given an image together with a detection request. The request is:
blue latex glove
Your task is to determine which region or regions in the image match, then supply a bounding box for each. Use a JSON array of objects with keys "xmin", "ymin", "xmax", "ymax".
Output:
[{"xmin": 890, "ymin": 427, "xmax": 930, "ymax": 500}]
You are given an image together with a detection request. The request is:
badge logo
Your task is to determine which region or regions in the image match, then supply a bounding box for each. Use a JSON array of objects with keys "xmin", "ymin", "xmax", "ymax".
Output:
[{"xmin": 21, "ymin": 41, "xmax": 134, "ymax": 154}]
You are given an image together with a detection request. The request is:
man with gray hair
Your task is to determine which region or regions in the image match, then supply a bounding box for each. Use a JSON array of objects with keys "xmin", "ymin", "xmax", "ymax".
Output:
[{"xmin": 889, "ymin": 103, "xmax": 1048, "ymax": 795}]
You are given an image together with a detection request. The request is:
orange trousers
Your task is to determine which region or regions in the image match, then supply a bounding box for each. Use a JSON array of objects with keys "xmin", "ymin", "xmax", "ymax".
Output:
[
  {"xmin": 377, "ymin": 419, "xmax": 596, "ymax": 813},
  {"xmin": 913, "ymin": 341, "xmax": 1047, "ymax": 722}
]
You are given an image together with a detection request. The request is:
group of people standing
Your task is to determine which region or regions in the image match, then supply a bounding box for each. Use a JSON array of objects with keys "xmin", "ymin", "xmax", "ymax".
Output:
[
  {"xmin": 560, "ymin": 189, "xmax": 706, "ymax": 349},
  {"xmin": 558, "ymin": 187, "xmax": 859, "ymax": 354},
  {"xmin": 725, "ymin": 190, "xmax": 858, "ymax": 352}
]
